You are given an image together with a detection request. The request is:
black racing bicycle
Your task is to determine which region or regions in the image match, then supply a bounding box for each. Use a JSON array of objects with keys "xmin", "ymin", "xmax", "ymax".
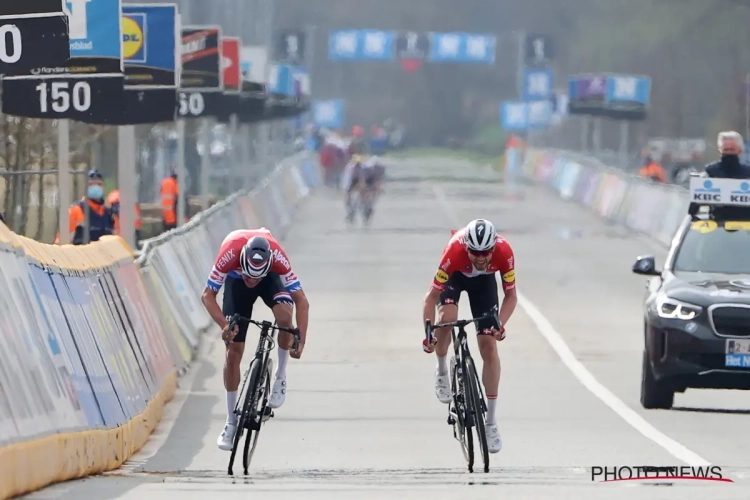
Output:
[
  {"xmin": 227, "ymin": 314, "xmax": 300, "ymax": 476},
  {"xmin": 425, "ymin": 309, "xmax": 500, "ymax": 473}
]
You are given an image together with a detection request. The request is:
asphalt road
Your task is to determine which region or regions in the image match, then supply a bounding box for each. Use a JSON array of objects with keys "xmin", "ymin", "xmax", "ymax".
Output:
[{"xmin": 25, "ymin": 160, "xmax": 750, "ymax": 499}]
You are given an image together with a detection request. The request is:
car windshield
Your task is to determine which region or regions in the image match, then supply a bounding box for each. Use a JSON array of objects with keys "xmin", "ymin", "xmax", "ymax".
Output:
[{"xmin": 673, "ymin": 220, "xmax": 750, "ymax": 273}]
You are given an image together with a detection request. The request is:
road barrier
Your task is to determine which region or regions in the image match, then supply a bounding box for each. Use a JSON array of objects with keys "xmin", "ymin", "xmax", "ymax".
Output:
[
  {"xmin": 520, "ymin": 148, "xmax": 689, "ymax": 247},
  {"xmin": 0, "ymin": 152, "xmax": 320, "ymax": 499}
]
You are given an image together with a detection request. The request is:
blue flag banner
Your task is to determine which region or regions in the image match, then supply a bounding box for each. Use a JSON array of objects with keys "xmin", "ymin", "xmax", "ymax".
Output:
[
  {"xmin": 122, "ymin": 4, "xmax": 178, "ymax": 88},
  {"xmin": 522, "ymin": 68, "xmax": 553, "ymax": 101},
  {"xmin": 328, "ymin": 30, "xmax": 394, "ymax": 60},
  {"xmin": 313, "ymin": 99, "xmax": 344, "ymax": 128},
  {"xmin": 65, "ymin": 0, "xmax": 123, "ymax": 74},
  {"xmin": 267, "ymin": 63, "xmax": 293, "ymax": 95},
  {"xmin": 429, "ymin": 33, "xmax": 495, "ymax": 64}
]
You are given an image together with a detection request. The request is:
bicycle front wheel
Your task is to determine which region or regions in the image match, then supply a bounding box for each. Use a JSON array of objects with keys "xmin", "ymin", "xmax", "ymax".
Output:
[
  {"xmin": 228, "ymin": 361, "xmax": 260, "ymax": 474},
  {"xmin": 451, "ymin": 357, "xmax": 473, "ymax": 471},
  {"xmin": 465, "ymin": 356, "xmax": 489, "ymax": 472},
  {"xmin": 242, "ymin": 359, "xmax": 264, "ymax": 472}
]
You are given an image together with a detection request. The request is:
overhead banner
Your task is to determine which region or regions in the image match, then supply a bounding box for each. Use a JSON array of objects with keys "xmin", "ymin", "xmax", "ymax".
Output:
[
  {"xmin": 567, "ymin": 74, "xmax": 608, "ymax": 116},
  {"xmin": 122, "ymin": 4, "xmax": 178, "ymax": 88},
  {"xmin": 2, "ymin": 0, "xmax": 126, "ymax": 123},
  {"xmin": 106, "ymin": 3, "xmax": 178, "ymax": 124},
  {"xmin": 0, "ymin": 2, "xmax": 70, "ymax": 76},
  {"xmin": 181, "ymin": 26, "xmax": 222, "ymax": 91},
  {"xmin": 567, "ymin": 73, "xmax": 651, "ymax": 120},
  {"xmin": 395, "ymin": 31, "xmax": 429, "ymax": 72}
]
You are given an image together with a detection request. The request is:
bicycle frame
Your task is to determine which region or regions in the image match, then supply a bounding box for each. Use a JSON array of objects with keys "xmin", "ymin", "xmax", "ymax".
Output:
[{"xmin": 227, "ymin": 317, "xmax": 300, "ymax": 476}]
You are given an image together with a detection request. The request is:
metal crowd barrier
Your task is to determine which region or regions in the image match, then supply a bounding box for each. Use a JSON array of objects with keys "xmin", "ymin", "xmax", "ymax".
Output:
[
  {"xmin": 519, "ymin": 147, "xmax": 690, "ymax": 247},
  {"xmin": 0, "ymin": 150, "xmax": 321, "ymax": 500}
]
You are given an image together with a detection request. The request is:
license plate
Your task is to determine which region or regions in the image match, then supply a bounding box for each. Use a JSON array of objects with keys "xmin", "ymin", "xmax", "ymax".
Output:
[{"xmin": 725, "ymin": 339, "xmax": 750, "ymax": 368}]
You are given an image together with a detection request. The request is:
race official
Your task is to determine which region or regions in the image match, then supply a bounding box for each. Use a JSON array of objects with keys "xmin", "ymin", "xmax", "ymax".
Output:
[
  {"xmin": 56, "ymin": 169, "xmax": 115, "ymax": 245},
  {"xmin": 704, "ymin": 131, "xmax": 750, "ymax": 178}
]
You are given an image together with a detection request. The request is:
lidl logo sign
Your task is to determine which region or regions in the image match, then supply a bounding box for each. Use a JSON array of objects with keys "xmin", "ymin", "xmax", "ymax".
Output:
[{"xmin": 122, "ymin": 14, "xmax": 146, "ymax": 63}]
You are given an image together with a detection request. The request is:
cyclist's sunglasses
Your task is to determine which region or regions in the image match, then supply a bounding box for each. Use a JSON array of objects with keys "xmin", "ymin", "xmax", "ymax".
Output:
[{"xmin": 468, "ymin": 249, "xmax": 493, "ymax": 257}]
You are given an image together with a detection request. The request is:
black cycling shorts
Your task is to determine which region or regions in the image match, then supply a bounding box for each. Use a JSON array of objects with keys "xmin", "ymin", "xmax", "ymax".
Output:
[
  {"xmin": 222, "ymin": 273, "xmax": 293, "ymax": 343},
  {"xmin": 438, "ymin": 273, "xmax": 499, "ymax": 335}
]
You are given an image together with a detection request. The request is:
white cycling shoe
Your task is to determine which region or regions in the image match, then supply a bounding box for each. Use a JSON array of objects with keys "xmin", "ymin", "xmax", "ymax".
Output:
[
  {"xmin": 268, "ymin": 377, "xmax": 286, "ymax": 409},
  {"xmin": 216, "ymin": 422, "xmax": 237, "ymax": 451},
  {"xmin": 486, "ymin": 423, "xmax": 502, "ymax": 453},
  {"xmin": 435, "ymin": 370, "xmax": 452, "ymax": 404}
]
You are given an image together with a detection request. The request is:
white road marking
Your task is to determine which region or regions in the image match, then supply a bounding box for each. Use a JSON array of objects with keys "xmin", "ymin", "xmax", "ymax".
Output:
[{"xmin": 431, "ymin": 183, "xmax": 710, "ymax": 466}]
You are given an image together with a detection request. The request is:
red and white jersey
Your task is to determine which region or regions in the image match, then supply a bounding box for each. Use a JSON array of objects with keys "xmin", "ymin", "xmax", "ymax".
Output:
[
  {"xmin": 431, "ymin": 228, "xmax": 515, "ymax": 292},
  {"xmin": 206, "ymin": 228, "xmax": 301, "ymax": 292}
]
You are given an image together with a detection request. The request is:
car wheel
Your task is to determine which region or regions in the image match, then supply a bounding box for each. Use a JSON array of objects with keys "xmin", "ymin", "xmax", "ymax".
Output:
[{"xmin": 640, "ymin": 351, "xmax": 675, "ymax": 409}]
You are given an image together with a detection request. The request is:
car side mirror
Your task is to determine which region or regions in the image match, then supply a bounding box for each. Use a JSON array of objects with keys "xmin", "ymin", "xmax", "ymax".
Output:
[{"xmin": 632, "ymin": 255, "xmax": 661, "ymax": 276}]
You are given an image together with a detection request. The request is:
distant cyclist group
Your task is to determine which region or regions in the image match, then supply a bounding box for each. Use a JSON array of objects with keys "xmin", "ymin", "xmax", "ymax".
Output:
[
  {"xmin": 201, "ymin": 217, "xmax": 515, "ymax": 468},
  {"xmin": 317, "ymin": 125, "xmax": 388, "ymax": 224}
]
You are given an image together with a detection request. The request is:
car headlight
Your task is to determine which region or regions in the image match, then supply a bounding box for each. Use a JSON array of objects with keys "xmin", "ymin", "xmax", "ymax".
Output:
[{"xmin": 655, "ymin": 296, "xmax": 702, "ymax": 320}]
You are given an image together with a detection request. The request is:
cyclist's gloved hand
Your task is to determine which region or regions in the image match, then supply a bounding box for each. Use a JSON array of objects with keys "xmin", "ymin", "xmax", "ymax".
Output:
[
  {"xmin": 221, "ymin": 320, "xmax": 238, "ymax": 343},
  {"xmin": 493, "ymin": 319, "xmax": 506, "ymax": 341},
  {"xmin": 423, "ymin": 321, "xmax": 436, "ymax": 353}
]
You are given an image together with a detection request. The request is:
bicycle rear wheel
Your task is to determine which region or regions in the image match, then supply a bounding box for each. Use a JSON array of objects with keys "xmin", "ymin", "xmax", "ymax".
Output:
[
  {"xmin": 451, "ymin": 357, "xmax": 473, "ymax": 472},
  {"xmin": 465, "ymin": 356, "xmax": 489, "ymax": 472}
]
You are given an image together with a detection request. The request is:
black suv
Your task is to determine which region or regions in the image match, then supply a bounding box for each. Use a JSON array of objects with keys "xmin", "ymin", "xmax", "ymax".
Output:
[{"xmin": 633, "ymin": 214, "xmax": 750, "ymax": 409}]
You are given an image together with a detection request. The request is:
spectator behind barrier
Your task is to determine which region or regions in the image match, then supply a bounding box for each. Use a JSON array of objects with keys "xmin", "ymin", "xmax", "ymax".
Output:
[
  {"xmin": 369, "ymin": 126, "xmax": 389, "ymax": 156},
  {"xmin": 55, "ymin": 169, "xmax": 115, "ymax": 245},
  {"xmin": 704, "ymin": 131, "xmax": 750, "ymax": 178},
  {"xmin": 639, "ymin": 156, "xmax": 666, "ymax": 183}
]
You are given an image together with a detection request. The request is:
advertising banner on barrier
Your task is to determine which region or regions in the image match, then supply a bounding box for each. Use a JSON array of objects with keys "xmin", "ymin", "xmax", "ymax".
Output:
[
  {"xmin": 522, "ymin": 148, "xmax": 691, "ymax": 246},
  {"xmin": 29, "ymin": 265, "xmax": 104, "ymax": 428},
  {"xmin": 0, "ymin": 151, "xmax": 319, "ymax": 500}
]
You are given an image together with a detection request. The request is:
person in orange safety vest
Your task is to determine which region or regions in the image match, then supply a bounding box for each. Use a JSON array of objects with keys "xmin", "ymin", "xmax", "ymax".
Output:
[
  {"xmin": 160, "ymin": 171, "xmax": 179, "ymax": 232},
  {"xmin": 107, "ymin": 189, "xmax": 142, "ymax": 242},
  {"xmin": 639, "ymin": 156, "xmax": 667, "ymax": 183},
  {"xmin": 55, "ymin": 169, "xmax": 115, "ymax": 245}
]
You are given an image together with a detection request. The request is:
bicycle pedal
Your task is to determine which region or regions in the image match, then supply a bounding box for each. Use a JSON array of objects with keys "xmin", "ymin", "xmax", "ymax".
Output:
[{"xmin": 447, "ymin": 413, "xmax": 456, "ymax": 425}]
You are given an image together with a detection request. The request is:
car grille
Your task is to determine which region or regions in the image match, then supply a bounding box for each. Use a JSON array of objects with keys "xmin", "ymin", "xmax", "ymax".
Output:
[{"xmin": 710, "ymin": 306, "xmax": 750, "ymax": 337}]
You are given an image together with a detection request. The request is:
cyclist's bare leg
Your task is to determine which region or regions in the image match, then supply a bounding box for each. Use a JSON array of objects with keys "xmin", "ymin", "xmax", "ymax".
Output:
[
  {"xmin": 224, "ymin": 342, "xmax": 245, "ymax": 424},
  {"xmin": 477, "ymin": 335, "xmax": 500, "ymax": 397},
  {"xmin": 435, "ymin": 304, "xmax": 458, "ymax": 357},
  {"xmin": 269, "ymin": 302, "xmax": 295, "ymax": 408},
  {"xmin": 225, "ymin": 343, "xmax": 245, "ymax": 391}
]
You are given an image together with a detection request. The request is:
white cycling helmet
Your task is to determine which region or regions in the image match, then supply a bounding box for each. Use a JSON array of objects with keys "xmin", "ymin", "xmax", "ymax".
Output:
[{"xmin": 464, "ymin": 219, "xmax": 497, "ymax": 252}]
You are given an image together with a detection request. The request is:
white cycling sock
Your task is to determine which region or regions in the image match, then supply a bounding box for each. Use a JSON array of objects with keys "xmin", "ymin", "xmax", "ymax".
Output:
[
  {"xmin": 486, "ymin": 397, "xmax": 498, "ymax": 425},
  {"xmin": 226, "ymin": 390, "xmax": 238, "ymax": 425},
  {"xmin": 276, "ymin": 348, "xmax": 290, "ymax": 380},
  {"xmin": 436, "ymin": 355, "xmax": 449, "ymax": 376}
]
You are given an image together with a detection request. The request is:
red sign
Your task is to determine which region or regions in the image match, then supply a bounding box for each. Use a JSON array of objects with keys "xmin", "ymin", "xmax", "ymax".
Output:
[
  {"xmin": 400, "ymin": 59, "xmax": 422, "ymax": 73},
  {"xmin": 221, "ymin": 38, "xmax": 241, "ymax": 92}
]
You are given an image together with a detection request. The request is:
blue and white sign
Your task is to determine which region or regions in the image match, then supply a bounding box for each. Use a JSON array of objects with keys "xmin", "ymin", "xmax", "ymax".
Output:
[
  {"xmin": 267, "ymin": 63, "xmax": 293, "ymax": 95},
  {"xmin": 291, "ymin": 66, "xmax": 310, "ymax": 96},
  {"xmin": 501, "ymin": 102, "xmax": 527, "ymax": 130},
  {"xmin": 429, "ymin": 33, "xmax": 495, "ymax": 64},
  {"xmin": 64, "ymin": 0, "xmax": 123, "ymax": 72},
  {"xmin": 605, "ymin": 74, "xmax": 651, "ymax": 105},
  {"xmin": 313, "ymin": 99, "xmax": 344, "ymax": 129},
  {"xmin": 121, "ymin": 4, "xmax": 178, "ymax": 87},
  {"xmin": 688, "ymin": 177, "xmax": 750, "ymax": 206},
  {"xmin": 501, "ymin": 100, "xmax": 553, "ymax": 130},
  {"xmin": 328, "ymin": 30, "xmax": 394, "ymax": 61},
  {"xmin": 522, "ymin": 68, "xmax": 553, "ymax": 101}
]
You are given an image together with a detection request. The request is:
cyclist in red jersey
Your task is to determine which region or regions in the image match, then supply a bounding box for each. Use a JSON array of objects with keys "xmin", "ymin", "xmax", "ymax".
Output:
[
  {"xmin": 201, "ymin": 228, "xmax": 310, "ymax": 451},
  {"xmin": 422, "ymin": 219, "xmax": 517, "ymax": 454}
]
